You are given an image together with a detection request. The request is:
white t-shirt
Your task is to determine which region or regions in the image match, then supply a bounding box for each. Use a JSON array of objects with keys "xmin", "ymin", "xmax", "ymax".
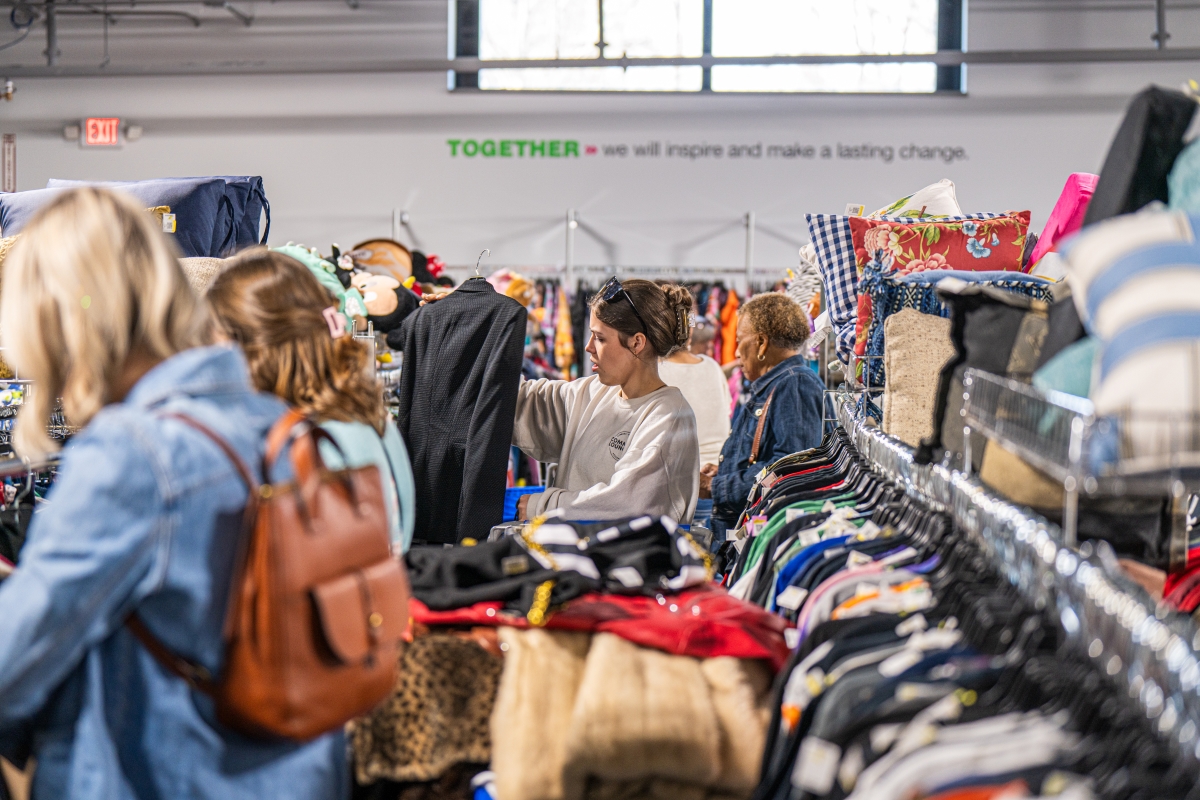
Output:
[
  {"xmin": 659, "ymin": 355, "xmax": 732, "ymax": 466},
  {"xmin": 513, "ymin": 376, "xmax": 700, "ymax": 523}
]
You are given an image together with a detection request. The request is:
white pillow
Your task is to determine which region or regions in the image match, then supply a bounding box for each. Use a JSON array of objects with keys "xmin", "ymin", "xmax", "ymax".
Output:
[{"xmin": 871, "ymin": 179, "xmax": 963, "ymax": 219}]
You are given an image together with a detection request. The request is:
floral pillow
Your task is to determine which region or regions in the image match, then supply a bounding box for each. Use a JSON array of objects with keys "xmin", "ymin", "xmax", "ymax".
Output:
[
  {"xmin": 849, "ymin": 211, "xmax": 1030, "ymax": 278},
  {"xmin": 849, "ymin": 212, "xmax": 1030, "ymax": 360}
]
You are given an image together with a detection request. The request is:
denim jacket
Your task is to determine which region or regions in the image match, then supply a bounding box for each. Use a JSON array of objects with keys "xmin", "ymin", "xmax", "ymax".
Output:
[
  {"xmin": 0, "ymin": 346, "xmax": 347, "ymax": 800},
  {"xmin": 711, "ymin": 354, "xmax": 825, "ymax": 527}
]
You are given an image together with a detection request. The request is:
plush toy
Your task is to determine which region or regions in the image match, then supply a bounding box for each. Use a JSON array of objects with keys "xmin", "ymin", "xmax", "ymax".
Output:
[{"xmin": 351, "ymin": 270, "xmax": 418, "ymax": 333}]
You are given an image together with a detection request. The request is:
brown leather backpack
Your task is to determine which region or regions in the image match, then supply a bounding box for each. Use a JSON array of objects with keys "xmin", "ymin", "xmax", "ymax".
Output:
[{"xmin": 128, "ymin": 409, "xmax": 410, "ymax": 741}]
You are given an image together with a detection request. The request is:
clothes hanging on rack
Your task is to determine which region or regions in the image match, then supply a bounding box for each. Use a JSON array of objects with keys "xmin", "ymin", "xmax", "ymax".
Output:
[
  {"xmin": 720, "ymin": 425, "xmax": 1197, "ymax": 800},
  {"xmin": 395, "ymin": 278, "xmax": 526, "ymax": 545}
]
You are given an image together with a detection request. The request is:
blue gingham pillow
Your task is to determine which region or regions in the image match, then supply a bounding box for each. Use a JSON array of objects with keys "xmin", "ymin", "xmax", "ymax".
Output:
[{"xmin": 807, "ymin": 212, "xmax": 1008, "ymax": 364}]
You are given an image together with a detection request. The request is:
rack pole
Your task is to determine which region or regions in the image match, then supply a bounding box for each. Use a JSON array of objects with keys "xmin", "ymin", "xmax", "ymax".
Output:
[
  {"xmin": 565, "ymin": 209, "xmax": 577, "ymax": 289},
  {"xmin": 1064, "ymin": 416, "xmax": 1085, "ymax": 547},
  {"xmin": 744, "ymin": 211, "xmax": 755, "ymax": 292}
]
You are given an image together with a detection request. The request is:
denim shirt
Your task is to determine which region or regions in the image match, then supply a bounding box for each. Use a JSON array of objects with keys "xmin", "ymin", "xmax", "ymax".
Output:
[
  {"xmin": 711, "ymin": 354, "xmax": 825, "ymax": 526},
  {"xmin": 0, "ymin": 346, "xmax": 347, "ymax": 800}
]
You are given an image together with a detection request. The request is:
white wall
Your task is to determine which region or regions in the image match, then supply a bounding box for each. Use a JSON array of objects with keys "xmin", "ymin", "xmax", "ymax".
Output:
[{"xmin": 1, "ymin": 1, "xmax": 1199, "ymax": 274}]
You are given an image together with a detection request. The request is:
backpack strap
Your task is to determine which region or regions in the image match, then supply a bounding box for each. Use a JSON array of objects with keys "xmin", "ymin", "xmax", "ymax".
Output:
[
  {"xmin": 124, "ymin": 411, "xmax": 272, "ymax": 692},
  {"xmin": 126, "ymin": 615, "xmax": 218, "ymax": 694},
  {"xmin": 747, "ymin": 388, "xmax": 777, "ymax": 466}
]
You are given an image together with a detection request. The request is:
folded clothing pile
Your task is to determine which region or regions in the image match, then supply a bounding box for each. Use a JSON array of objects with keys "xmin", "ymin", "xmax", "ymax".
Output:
[{"xmin": 350, "ymin": 518, "xmax": 789, "ymax": 800}]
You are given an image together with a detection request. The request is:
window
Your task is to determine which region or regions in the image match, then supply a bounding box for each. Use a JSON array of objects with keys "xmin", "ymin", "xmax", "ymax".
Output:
[
  {"xmin": 453, "ymin": 0, "xmax": 961, "ymax": 94},
  {"xmin": 476, "ymin": 0, "xmax": 703, "ymax": 92},
  {"xmin": 711, "ymin": 0, "xmax": 939, "ymax": 94}
]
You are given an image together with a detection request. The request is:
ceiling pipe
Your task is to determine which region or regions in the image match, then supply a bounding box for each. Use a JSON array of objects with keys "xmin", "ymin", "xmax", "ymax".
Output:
[
  {"xmin": 42, "ymin": 0, "xmax": 56, "ymax": 66},
  {"xmin": 1152, "ymin": 0, "xmax": 1170, "ymax": 48},
  {"xmin": 55, "ymin": 7, "xmax": 202, "ymax": 26},
  {"xmin": 2, "ymin": 47, "xmax": 1200, "ymax": 78}
]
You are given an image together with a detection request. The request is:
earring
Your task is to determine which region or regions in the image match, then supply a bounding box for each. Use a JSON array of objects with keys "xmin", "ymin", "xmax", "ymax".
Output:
[{"xmin": 758, "ymin": 353, "xmax": 766, "ymax": 362}]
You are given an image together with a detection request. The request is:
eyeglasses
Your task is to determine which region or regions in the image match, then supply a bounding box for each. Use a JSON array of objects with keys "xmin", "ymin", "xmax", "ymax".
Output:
[{"xmin": 598, "ymin": 276, "xmax": 648, "ymax": 334}]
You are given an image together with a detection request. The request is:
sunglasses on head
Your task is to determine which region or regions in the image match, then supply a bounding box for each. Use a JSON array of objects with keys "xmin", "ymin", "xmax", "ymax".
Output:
[{"xmin": 598, "ymin": 276, "xmax": 648, "ymax": 334}]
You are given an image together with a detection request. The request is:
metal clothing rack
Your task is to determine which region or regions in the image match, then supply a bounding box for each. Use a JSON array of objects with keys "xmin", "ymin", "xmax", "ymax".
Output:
[
  {"xmin": 835, "ymin": 392, "xmax": 1200, "ymax": 769},
  {"xmin": 439, "ymin": 264, "xmax": 785, "ymax": 294},
  {"xmin": 959, "ymin": 368, "xmax": 1200, "ymax": 549}
]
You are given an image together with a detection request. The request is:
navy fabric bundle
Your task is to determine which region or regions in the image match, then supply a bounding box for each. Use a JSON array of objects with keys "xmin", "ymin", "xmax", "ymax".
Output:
[{"xmin": 46, "ymin": 176, "xmax": 269, "ymax": 254}]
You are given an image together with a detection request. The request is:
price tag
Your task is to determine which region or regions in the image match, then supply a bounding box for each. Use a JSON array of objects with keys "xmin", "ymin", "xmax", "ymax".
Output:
[
  {"xmin": 799, "ymin": 529, "xmax": 822, "ymax": 548},
  {"xmin": 845, "ymin": 203, "xmax": 865, "ymax": 216},
  {"xmin": 895, "ymin": 613, "xmax": 928, "ymax": 637},
  {"xmin": 784, "ymin": 627, "xmax": 800, "ymax": 649},
  {"xmin": 162, "ymin": 213, "xmax": 176, "ymax": 233},
  {"xmin": 878, "ymin": 648, "xmax": 923, "ymax": 678},
  {"xmin": 776, "ymin": 586, "xmax": 809, "ymax": 611},
  {"xmin": 785, "ymin": 508, "xmax": 805, "ymax": 523},
  {"xmin": 792, "ymin": 737, "xmax": 841, "ymax": 794},
  {"xmin": 846, "ymin": 551, "xmax": 873, "ymax": 567}
]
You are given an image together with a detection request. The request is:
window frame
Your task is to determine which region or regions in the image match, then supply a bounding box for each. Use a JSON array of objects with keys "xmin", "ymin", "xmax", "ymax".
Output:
[{"xmin": 449, "ymin": 0, "xmax": 965, "ymax": 95}]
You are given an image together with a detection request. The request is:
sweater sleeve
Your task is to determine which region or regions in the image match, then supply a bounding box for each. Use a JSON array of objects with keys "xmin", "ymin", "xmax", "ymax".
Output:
[
  {"xmin": 512, "ymin": 377, "xmax": 578, "ymax": 463},
  {"xmin": 527, "ymin": 399, "xmax": 699, "ymax": 522}
]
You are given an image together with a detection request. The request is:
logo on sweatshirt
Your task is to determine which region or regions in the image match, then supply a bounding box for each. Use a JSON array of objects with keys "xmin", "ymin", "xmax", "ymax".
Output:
[{"xmin": 608, "ymin": 431, "xmax": 630, "ymax": 461}]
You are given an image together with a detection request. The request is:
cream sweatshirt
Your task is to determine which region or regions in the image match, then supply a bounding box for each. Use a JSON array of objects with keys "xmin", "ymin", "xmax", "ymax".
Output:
[
  {"xmin": 513, "ymin": 376, "xmax": 700, "ymax": 523},
  {"xmin": 659, "ymin": 355, "xmax": 732, "ymax": 465}
]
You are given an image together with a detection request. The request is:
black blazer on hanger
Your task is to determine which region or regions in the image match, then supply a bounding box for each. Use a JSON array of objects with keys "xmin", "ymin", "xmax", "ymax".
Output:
[{"xmin": 396, "ymin": 278, "xmax": 527, "ymax": 545}]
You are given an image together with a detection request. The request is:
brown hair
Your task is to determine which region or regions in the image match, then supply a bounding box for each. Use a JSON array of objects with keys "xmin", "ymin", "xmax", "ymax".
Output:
[
  {"xmin": 207, "ymin": 250, "xmax": 385, "ymax": 431},
  {"xmin": 589, "ymin": 279, "xmax": 692, "ymax": 358},
  {"xmin": 740, "ymin": 292, "xmax": 809, "ymax": 350}
]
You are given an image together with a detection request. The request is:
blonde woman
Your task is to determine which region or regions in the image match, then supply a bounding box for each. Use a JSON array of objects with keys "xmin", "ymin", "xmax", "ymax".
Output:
[
  {"xmin": 0, "ymin": 189, "xmax": 345, "ymax": 799},
  {"xmin": 206, "ymin": 249, "xmax": 415, "ymax": 552}
]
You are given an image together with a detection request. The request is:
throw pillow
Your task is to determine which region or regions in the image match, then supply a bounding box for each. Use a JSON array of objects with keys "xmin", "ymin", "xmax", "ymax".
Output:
[
  {"xmin": 1027, "ymin": 173, "xmax": 1098, "ymax": 268},
  {"xmin": 808, "ymin": 210, "xmax": 1008, "ymax": 364},
  {"xmin": 855, "ymin": 266, "xmax": 1053, "ymax": 388},
  {"xmin": 882, "ymin": 309, "xmax": 955, "ymax": 447},
  {"xmin": 870, "ymin": 178, "xmax": 963, "ymax": 219},
  {"xmin": 1060, "ymin": 209, "xmax": 1200, "ymax": 469}
]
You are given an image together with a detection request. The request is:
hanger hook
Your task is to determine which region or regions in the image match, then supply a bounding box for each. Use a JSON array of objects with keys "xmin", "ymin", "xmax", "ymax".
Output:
[{"xmin": 475, "ymin": 249, "xmax": 490, "ymax": 278}]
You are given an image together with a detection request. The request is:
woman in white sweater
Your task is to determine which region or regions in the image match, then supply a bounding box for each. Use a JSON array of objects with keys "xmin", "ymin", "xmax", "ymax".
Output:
[{"xmin": 514, "ymin": 278, "xmax": 700, "ymax": 523}]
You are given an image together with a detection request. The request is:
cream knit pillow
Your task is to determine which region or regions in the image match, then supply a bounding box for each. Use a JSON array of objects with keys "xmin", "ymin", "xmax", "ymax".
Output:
[{"xmin": 882, "ymin": 309, "xmax": 955, "ymax": 447}]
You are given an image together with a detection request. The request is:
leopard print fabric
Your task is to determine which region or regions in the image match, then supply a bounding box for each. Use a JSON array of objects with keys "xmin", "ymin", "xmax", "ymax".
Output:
[{"xmin": 351, "ymin": 633, "xmax": 502, "ymax": 784}]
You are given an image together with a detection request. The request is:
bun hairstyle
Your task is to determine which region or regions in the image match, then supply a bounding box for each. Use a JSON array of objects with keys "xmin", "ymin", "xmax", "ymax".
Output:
[{"xmin": 589, "ymin": 278, "xmax": 693, "ymax": 358}]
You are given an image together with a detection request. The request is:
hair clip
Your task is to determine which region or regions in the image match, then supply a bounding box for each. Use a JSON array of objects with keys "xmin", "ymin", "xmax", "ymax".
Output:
[{"xmin": 322, "ymin": 306, "xmax": 346, "ymax": 339}]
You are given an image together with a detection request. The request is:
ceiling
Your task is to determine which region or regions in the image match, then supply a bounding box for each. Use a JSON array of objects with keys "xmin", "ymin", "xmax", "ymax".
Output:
[{"xmin": 0, "ymin": 0, "xmax": 448, "ymax": 70}]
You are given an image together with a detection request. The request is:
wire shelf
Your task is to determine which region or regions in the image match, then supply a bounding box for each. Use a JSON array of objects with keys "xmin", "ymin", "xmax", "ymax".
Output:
[
  {"xmin": 962, "ymin": 369, "xmax": 1200, "ymax": 495},
  {"xmin": 961, "ymin": 369, "xmax": 1093, "ymax": 486}
]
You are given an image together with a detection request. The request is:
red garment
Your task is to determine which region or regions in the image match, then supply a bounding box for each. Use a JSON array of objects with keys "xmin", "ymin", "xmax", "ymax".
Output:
[
  {"xmin": 926, "ymin": 780, "xmax": 1028, "ymax": 800},
  {"xmin": 1164, "ymin": 564, "xmax": 1200, "ymax": 608},
  {"xmin": 411, "ymin": 584, "xmax": 792, "ymax": 671},
  {"xmin": 1166, "ymin": 564, "xmax": 1200, "ymax": 612}
]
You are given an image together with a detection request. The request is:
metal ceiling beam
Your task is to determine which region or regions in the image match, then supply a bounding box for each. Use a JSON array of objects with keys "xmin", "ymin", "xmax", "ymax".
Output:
[{"xmin": 1, "ymin": 47, "xmax": 1200, "ymax": 77}]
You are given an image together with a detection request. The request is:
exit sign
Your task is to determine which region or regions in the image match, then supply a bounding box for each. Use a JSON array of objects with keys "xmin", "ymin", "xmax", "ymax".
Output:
[{"xmin": 83, "ymin": 117, "xmax": 121, "ymax": 147}]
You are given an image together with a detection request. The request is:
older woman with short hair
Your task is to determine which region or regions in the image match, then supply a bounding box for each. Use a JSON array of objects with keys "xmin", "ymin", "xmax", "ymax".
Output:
[{"xmin": 700, "ymin": 293, "xmax": 823, "ymax": 534}]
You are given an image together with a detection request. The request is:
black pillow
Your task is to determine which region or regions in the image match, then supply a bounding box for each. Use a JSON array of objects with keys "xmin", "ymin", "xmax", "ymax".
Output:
[{"xmin": 916, "ymin": 283, "xmax": 1082, "ymax": 468}]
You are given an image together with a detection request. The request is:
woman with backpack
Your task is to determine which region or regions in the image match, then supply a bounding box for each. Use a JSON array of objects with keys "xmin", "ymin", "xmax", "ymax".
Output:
[
  {"xmin": 205, "ymin": 248, "xmax": 416, "ymax": 554},
  {"xmin": 0, "ymin": 188, "xmax": 348, "ymax": 799}
]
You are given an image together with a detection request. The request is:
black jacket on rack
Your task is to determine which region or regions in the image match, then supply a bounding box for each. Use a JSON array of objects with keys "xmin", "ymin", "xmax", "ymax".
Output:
[{"xmin": 396, "ymin": 277, "xmax": 526, "ymax": 545}]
